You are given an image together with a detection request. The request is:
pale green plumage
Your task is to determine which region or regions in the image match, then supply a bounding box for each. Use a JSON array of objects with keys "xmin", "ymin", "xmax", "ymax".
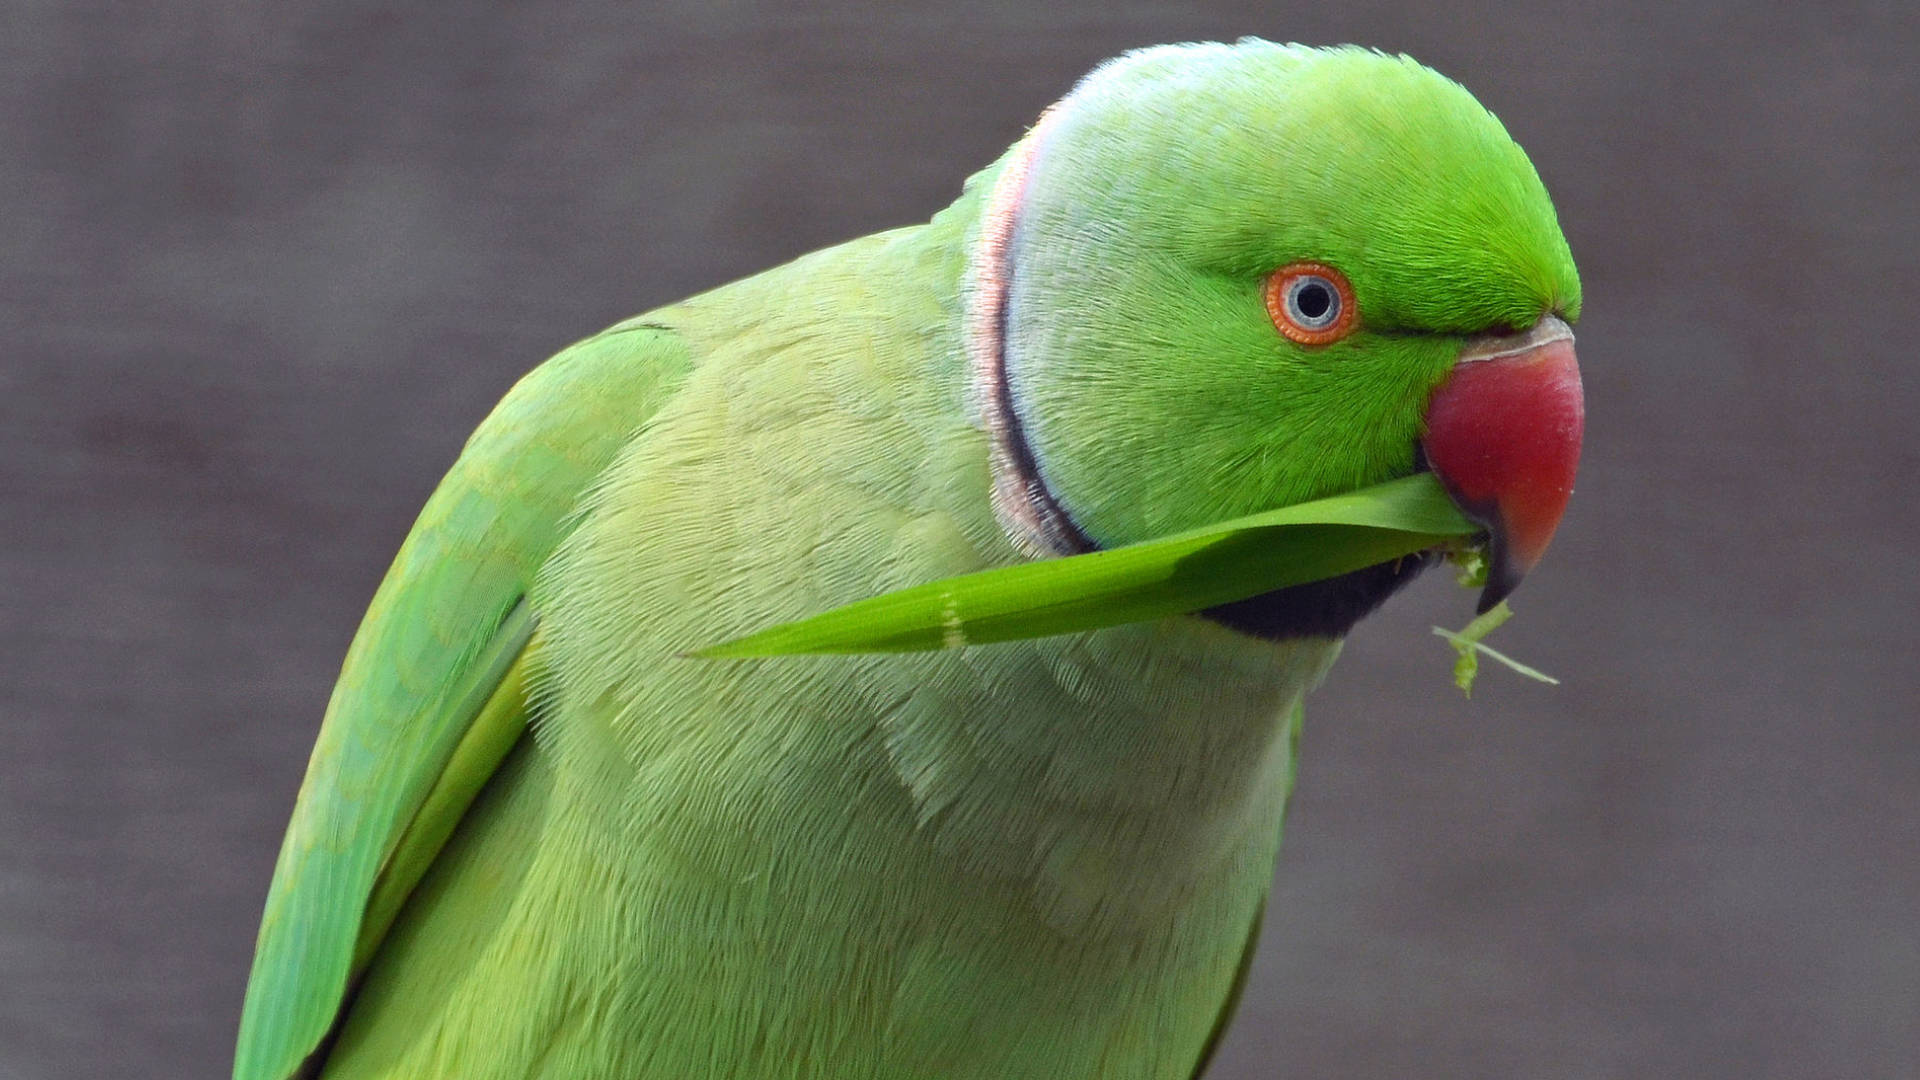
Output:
[
  {"xmin": 235, "ymin": 40, "xmax": 1578, "ymax": 1080},
  {"xmin": 235, "ymin": 326, "xmax": 694, "ymax": 1079}
]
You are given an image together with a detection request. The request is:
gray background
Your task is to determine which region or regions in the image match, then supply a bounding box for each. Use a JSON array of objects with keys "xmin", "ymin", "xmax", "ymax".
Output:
[{"xmin": 3, "ymin": 1, "xmax": 1916, "ymax": 1077}]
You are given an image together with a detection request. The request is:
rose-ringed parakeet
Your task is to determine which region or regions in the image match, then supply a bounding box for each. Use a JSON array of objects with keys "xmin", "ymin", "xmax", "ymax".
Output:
[{"xmin": 234, "ymin": 40, "xmax": 1583, "ymax": 1080}]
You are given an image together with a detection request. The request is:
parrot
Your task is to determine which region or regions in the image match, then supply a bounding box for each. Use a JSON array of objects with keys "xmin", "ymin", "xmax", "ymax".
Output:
[{"xmin": 233, "ymin": 39, "xmax": 1583, "ymax": 1080}]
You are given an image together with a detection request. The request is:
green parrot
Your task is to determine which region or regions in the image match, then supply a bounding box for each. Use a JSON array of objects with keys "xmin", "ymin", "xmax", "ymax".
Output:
[{"xmin": 234, "ymin": 40, "xmax": 1583, "ymax": 1080}]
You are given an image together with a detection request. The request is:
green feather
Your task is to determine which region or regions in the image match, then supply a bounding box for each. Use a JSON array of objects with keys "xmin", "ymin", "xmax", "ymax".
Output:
[
  {"xmin": 352, "ymin": 603, "xmax": 536, "ymax": 980},
  {"xmin": 232, "ymin": 326, "xmax": 694, "ymax": 1080}
]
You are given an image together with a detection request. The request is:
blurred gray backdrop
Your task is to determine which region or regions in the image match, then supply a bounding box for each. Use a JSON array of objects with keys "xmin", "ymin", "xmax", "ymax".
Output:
[{"xmin": 3, "ymin": 2, "xmax": 1916, "ymax": 1077}]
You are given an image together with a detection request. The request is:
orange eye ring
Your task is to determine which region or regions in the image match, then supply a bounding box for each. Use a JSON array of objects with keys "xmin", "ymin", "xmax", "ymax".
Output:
[{"xmin": 1265, "ymin": 262, "xmax": 1358, "ymax": 346}]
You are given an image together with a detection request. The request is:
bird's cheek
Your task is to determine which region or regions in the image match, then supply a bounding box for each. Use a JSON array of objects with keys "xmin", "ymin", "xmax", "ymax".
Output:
[{"xmin": 1420, "ymin": 316, "xmax": 1584, "ymax": 612}]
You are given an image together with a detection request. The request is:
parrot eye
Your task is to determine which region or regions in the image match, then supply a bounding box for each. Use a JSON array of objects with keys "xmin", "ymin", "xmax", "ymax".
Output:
[{"xmin": 1265, "ymin": 262, "xmax": 1358, "ymax": 346}]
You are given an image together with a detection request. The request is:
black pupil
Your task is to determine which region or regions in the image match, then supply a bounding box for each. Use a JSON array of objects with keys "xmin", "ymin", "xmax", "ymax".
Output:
[{"xmin": 1295, "ymin": 280, "xmax": 1333, "ymax": 321}]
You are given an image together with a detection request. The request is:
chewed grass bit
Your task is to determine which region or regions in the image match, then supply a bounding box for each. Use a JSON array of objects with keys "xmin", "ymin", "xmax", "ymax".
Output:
[
  {"xmin": 939, "ymin": 592, "xmax": 969, "ymax": 650},
  {"xmin": 1445, "ymin": 540, "xmax": 1490, "ymax": 589},
  {"xmin": 1432, "ymin": 600, "xmax": 1559, "ymax": 697}
]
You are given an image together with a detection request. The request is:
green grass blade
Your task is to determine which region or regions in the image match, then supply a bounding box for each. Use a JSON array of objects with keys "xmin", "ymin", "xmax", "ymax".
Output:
[
  {"xmin": 1432, "ymin": 600, "xmax": 1560, "ymax": 696},
  {"xmin": 698, "ymin": 473, "xmax": 1478, "ymax": 657}
]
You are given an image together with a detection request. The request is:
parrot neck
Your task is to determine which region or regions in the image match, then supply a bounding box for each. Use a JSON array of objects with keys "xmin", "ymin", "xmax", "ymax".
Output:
[
  {"xmin": 879, "ymin": 620, "xmax": 1341, "ymax": 937},
  {"xmin": 965, "ymin": 105, "xmax": 1094, "ymax": 560},
  {"xmin": 814, "ymin": 190, "xmax": 1341, "ymax": 935}
]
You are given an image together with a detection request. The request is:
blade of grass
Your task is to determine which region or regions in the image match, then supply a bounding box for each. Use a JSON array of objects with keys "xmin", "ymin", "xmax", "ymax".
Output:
[
  {"xmin": 1432, "ymin": 601, "xmax": 1560, "ymax": 696},
  {"xmin": 697, "ymin": 473, "xmax": 1478, "ymax": 657}
]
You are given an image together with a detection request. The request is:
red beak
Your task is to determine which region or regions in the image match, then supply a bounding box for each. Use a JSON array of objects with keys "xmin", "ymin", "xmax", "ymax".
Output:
[{"xmin": 1421, "ymin": 315, "xmax": 1584, "ymax": 612}]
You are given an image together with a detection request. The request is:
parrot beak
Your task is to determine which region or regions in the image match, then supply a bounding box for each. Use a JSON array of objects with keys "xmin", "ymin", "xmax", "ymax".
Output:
[{"xmin": 1420, "ymin": 314, "xmax": 1584, "ymax": 612}]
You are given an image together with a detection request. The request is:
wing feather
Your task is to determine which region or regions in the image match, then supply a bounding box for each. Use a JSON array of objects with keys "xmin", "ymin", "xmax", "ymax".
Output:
[{"xmin": 233, "ymin": 323, "xmax": 695, "ymax": 1080}]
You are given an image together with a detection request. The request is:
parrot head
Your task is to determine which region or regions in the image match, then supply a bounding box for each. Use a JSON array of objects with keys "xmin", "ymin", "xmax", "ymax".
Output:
[{"xmin": 967, "ymin": 41, "xmax": 1583, "ymax": 637}]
